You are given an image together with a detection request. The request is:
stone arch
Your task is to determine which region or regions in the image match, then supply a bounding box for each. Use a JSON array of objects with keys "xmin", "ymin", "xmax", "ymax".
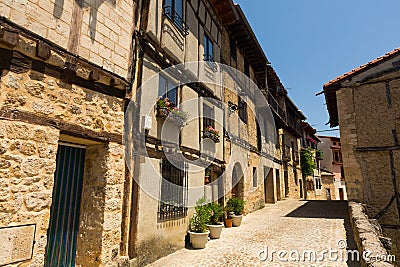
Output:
[{"xmin": 231, "ymin": 162, "xmax": 244, "ymax": 199}]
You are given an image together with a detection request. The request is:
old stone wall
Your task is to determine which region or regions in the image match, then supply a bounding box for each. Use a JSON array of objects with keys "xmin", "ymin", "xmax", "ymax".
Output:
[
  {"xmin": 0, "ymin": 120, "xmax": 59, "ymax": 267},
  {"xmin": 0, "ymin": 0, "xmax": 135, "ymax": 78},
  {"xmin": 76, "ymin": 142, "xmax": 125, "ymax": 267},
  {"xmin": 336, "ymin": 88, "xmax": 364, "ymax": 202},
  {"xmin": 348, "ymin": 202, "xmax": 395, "ymax": 267},
  {"xmin": 337, "ymin": 79, "xmax": 400, "ymax": 258},
  {"xmin": 0, "ymin": 69, "xmax": 124, "ymax": 136},
  {"xmin": 0, "ymin": 48, "xmax": 125, "ymax": 265}
]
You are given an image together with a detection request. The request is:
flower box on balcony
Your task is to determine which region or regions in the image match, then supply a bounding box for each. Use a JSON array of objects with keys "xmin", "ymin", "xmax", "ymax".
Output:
[
  {"xmin": 155, "ymin": 97, "xmax": 189, "ymax": 127},
  {"xmin": 168, "ymin": 108, "xmax": 189, "ymax": 127},
  {"xmin": 156, "ymin": 107, "xmax": 170, "ymax": 119},
  {"xmin": 203, "ymin": 126, "xmax": 220, "ymax": 143}
]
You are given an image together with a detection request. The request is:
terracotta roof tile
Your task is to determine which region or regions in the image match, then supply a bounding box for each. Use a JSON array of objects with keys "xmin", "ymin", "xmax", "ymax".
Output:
[{"xmin": 324, "ymin": 48, "xmax": 400, "ymax": 87}]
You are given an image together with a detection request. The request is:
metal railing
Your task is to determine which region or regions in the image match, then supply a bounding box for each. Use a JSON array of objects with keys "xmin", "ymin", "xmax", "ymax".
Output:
[
  {"xmin": 163, "ymin": 6, "xmax": 189, "ymax": 36},
  {"xmin": 267, "ymin": 92, "xmax": 286, "ymax": 121}
]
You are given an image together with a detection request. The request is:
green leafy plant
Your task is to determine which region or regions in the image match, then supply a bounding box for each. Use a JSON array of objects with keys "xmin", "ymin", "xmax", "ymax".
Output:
[
  {"xmin": 226, "ymin": 197, "xmax": 246, "ymax": 215},
  {"xmin": 190, "ymin": 197, "xmax": 211, "ymax": 233},
  {"xmin": 300, "ymin": 148, "xmax": 316, "ymax": 177},
  {"xmin": 224, "ymin": 202, "xmax": 234, "ymax": 218},
  {"xmin": 207, "ymin": 202, "xmax": 224, "ymax": 225}
]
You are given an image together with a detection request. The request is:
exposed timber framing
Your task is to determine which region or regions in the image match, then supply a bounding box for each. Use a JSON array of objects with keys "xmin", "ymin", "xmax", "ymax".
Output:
[{"xmin": 0, "ymin": 107, "xmax": 123, "ymax": 144}]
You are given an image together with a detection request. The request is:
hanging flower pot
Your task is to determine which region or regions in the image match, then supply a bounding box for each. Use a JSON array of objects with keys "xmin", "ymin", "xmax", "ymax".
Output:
[{"xmin": 203, "ymin": 126, "xmax": 220, "ymax": 143}]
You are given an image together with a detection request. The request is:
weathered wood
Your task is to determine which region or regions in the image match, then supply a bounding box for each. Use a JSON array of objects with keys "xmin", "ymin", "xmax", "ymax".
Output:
[
  {"xmin": 0, "ymin": 107, "xmax": 123, "ymax": 144},
  {"xmin": 0, "ymin": 28, "xmax": 19, "ymax": 47},
  {"xmin": 0, "ymin": 47, "xmax": 126, "ymax": 98},
  {"xmin": 36, "ymin": 41, "xmax": 51, "ymax": 60},
  {"xmin": 89, "ymin": 70, "xmax": 100, "ymax": 81},
  {"xmin": 67, "ymin": 0, "xmax": 84, "ymax": 54}
]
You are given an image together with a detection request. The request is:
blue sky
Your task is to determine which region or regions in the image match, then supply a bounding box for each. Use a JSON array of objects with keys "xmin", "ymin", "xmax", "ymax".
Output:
[{"xmin": 235, "ymin": 0, "xmax": 400, "ymax": 135}]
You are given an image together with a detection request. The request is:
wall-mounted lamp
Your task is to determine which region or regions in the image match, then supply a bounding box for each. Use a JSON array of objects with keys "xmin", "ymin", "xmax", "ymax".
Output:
[{"xmin": 228, "ymin": 100, "xmax": 245, "ymax": 114}]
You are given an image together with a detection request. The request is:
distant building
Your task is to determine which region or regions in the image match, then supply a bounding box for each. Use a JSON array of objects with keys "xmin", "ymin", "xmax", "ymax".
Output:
[
  {"xmin": 318, "ymin": 136, "xmax": 347, "ymax": 200},
  {"xmin": 323, "ymin": 48, "xmax": 400, "ymax": 257},
  {"xmin": 301, "ymin": 122, "xmax": 322, "ymax": 200}
]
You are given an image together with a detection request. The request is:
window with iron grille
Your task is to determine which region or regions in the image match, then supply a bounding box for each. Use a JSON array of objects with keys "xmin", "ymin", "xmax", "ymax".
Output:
[
  {"xmin": 163, "ymin": 0, "xmax": 188, "ymax": 35},
  {"xmin": 158, "ymin": 159, "xmax": 188, "ymax": 221},
  {"xmin": 159, "ymin": 75, "xmax": 178, "ymax": 107}
]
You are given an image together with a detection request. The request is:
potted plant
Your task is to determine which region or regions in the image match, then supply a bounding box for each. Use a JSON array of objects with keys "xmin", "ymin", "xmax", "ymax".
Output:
[
  {"xmin": 156, "ymin": 96, "xmax": 171, "ymax": 118},
  {"xmin": 203, "ymin": 125, "xmax": 220, "ymax": 143},
  {"xmin": 189, "ymin": 197, "xmax": 211, "ymax": 249},
  {"xmin": 223, "ymin": 203, "xmax": 234, "ymax": 228},
  {"xmin": 226, "ymin": 197, "xmax": 246, "ymax": 227},
  {"xmin": 206, "ymin": 202, "xmax": 224, "ymax": 239},
  {"xmin": 205, "ymin": 168, "xmax": 211, "ymax": 184}
]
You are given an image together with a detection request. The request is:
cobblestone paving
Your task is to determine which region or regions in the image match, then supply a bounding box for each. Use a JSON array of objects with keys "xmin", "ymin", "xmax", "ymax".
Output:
[{"xmin": 148, "ymin": 200, "xmax": 360, "ymax": 267}]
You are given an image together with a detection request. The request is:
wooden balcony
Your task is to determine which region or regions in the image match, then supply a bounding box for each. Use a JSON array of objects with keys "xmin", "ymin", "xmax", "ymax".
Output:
[
  {"xmin": 267, "ymin": 92, "xmax": 286, "ymax": 123},
  {"xmin": 283, "ymin": 145, "xmax": 291, "ymax": 162},
  {"xmin": 293, "ymin": 151, "xmax": 300, "ymax": 165}
]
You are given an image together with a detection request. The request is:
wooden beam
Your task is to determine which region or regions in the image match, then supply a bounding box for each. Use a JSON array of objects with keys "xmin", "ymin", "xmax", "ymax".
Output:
[
  {"xmin": 0, "ymin": 48, "xmax": 126, "ymax": 98},
  {"xmin": 0, "ymin": 107, "xmax": 123, "ymax": 144}
]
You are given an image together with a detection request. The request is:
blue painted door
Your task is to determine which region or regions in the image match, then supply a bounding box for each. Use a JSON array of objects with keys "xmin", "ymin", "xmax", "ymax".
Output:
[{"xmin": 45, "ymin": 145, "xmax": 85, "ymax": 267}]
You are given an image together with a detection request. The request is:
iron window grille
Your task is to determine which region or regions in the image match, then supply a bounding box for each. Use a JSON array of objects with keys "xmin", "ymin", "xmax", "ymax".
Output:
[
  {"xmin": 158, "ymin": 159, "xmax": 188, "ymax": 221},
  {"xmin": 163, "ymin": 6, "xmax": 189, "ymax": 36}
]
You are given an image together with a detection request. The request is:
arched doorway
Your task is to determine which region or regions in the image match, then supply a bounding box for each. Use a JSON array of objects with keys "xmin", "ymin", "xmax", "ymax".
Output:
[{"xmin": 231, "ymin": 163, "xmax": 244, "ymax": 199}]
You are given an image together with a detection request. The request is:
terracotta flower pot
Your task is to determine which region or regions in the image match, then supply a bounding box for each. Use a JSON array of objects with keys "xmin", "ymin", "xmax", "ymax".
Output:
[
  {"xmin": 232, "ymin": 214, "xmax": 243, "ymax": 227},
  {"xmin": 189, "ymin": 230, "xmax": 210, "ymax": 249},
  {"xmin": 224, "ymin": 218, "xmax": 233, "ymax": 228},
  {"xmin": 207, "ymin": 224, "xmax": 223, "ymax": 239}
]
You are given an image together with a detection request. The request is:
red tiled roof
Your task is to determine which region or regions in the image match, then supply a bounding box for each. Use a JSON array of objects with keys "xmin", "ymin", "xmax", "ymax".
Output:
[
  {"xmin": 323, "ymin": 47, "xmax": 400, "ymax": 127},
  {"xmin": 324, "ymin": 48, "xmax": 400, "ymax": 87}
]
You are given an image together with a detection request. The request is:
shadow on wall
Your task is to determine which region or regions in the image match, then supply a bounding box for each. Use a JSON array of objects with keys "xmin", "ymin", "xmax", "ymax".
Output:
[
  {"xmin": 136, "ymin": 237, "xmax": 178, "ymax": 267},
  {"xmin": 53, "ymin": 0, "xmax": 117, "ymax": 41},
  {"xmin": 75, "ymin": 144, "xmax": 108, "ymax": 266}
]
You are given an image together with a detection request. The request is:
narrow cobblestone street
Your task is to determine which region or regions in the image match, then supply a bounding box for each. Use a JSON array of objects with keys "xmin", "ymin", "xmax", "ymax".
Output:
[{"xmin": 149, "ymin": 200, "xmax": 359, "ymax": 267}]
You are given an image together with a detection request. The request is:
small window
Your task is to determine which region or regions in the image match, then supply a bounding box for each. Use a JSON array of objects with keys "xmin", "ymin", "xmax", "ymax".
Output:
[
  {"xmin": 333, "ymin": 150, "xmax": 342, "ymax": 163},
  {"xmin": 204, "ymin": 34, "xmax": 213, "ymax": 62},
  {"xmin": 163, "ymin": 0, "xmax": 188, "ymax": 34},
  {"xmin": 238, "ymin": 95, "xmax": 247, "ymax": 123},
  {"xmin": 203, "ymin": 103, "xmax": 214, "ymax": 129},
  {"xmin": 230, "ymin": 38, "xmax": 237, "ymax": 61},
  {"xmin": 158, "ymin": 76, "xmax": 178, "ymax": 107},
  {"xmin": 253, "ymin": 167, "xmax": 257, "ymax": 187},
  {"xmin": 315, "ymin": 178, "xmax": 322, "ymax": 190}
]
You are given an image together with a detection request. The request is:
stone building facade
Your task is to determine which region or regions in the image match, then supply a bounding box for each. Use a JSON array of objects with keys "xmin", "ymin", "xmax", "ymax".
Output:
[
  {"xmin": 318, "ymin": 135, "xmax": 348, "ymax": 200},
  {"xmin": 301, "ymin": 122, "xmax": 323, "ymax": 200},
  {"xmin": 266, "ymin": 67, "xmax": 305, "ymax": 202},
  {"xmin": 0, "ymin": 0, "xmax": 311, "ymax": 265},
  {"xmin": 0, "ymin": 0, "xmax": 136, "ymax": 265},
  {"xmin": 323, "ymin": 48, "xmax": 400, "ymax": 258}
]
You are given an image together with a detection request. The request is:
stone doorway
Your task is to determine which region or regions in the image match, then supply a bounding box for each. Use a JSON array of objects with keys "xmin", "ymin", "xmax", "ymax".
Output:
[{"xmin": 264, "ymin": 168, "xmax": 274, "ymax": 203}]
